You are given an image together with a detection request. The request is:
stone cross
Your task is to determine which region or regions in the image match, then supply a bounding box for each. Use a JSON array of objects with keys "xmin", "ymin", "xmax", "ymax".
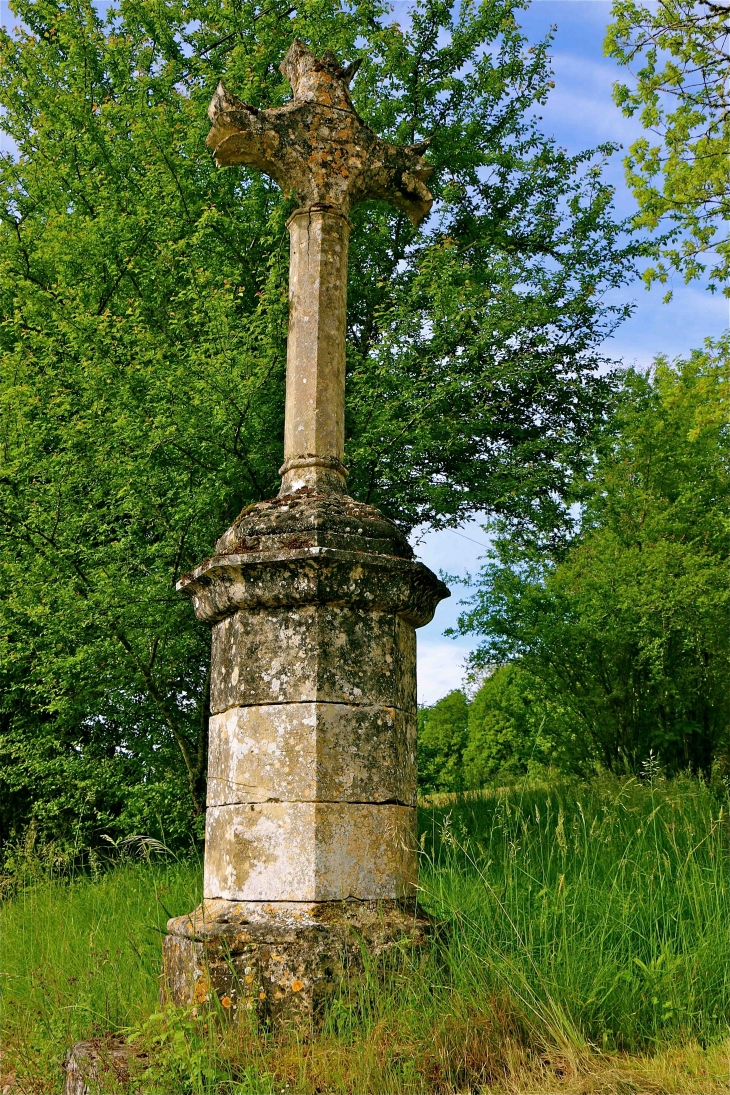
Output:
[
  {"xmin": 163, "ymin": 41, "xmax": 447, "ymax": 1025},
  {"xmin": 206, "ymin": 39, "xmax": 433, "ymax": 495}
]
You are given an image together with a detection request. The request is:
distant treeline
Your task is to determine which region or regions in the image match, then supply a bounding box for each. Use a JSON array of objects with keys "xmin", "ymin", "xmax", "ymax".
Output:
[{"xmin": 422, "ymin": 349, "xmax": 730, "ymax": 793}]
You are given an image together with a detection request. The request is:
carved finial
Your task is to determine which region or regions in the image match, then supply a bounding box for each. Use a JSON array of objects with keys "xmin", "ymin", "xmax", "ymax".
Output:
[{"xmin": 279, "ymin": 40, "xmax": 355, "ymax": 110}]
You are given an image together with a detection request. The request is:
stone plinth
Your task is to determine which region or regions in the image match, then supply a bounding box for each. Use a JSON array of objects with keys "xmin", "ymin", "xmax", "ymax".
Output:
[
  {"xmin": 162, "ymin": 491, "xmax": 448, "ymax": 1021},
  {"xmin": 63, "ymin": 1037, "xmax": 138, "ymax": 1095},
  {"xmin": 163, "ymin": 897, "xmax": 430, "ymax": 1024}
]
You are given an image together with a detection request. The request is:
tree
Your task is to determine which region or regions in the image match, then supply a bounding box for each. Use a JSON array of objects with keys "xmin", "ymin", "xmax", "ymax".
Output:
[
  {"xmin": 462, "ymin": 664, "xmax": 578, "ymax": 786},
  {"xmin": 417, "ymin": 690, "xmax": 470, "ymax": 794},
  {"xmin": 0, "ymin": 0, "xmax": 636, "ymax": 843},
  {"xmin": 463, "ymin": 666, "xmax": 535, "ymax": 785},
  {"xmin": 606, "ymin": 0, "xmax": 730, "ymax": 291},
  {"xmin": 415, "ymin": 666, "xmax": 582, "ymax": 790},
  {"xmin": 455, "ymin": 345, "xmax": 730, "ymax": 775}
]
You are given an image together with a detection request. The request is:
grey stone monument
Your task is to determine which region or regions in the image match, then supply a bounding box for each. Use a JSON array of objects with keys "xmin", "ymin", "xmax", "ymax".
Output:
[{"xmin": 162, "ymin": 39, "xmax": 449, "ymax": 1024}]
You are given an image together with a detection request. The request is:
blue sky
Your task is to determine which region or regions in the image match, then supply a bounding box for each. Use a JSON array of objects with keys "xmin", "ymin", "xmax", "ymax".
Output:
[{"xmin": 412, "ymin": 0, "xmax": 730, "ymax": 704}]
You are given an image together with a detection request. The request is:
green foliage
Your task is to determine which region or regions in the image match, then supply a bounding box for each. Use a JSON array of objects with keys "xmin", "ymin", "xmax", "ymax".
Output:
[
  {"xmin": 417, "ymin": 689, "xmax": 470, "ymax": 793},
  {"xmin": 464, "ymin": 665, "xmax": 539, "ymax": 785},
  {"xmin": 455, "ymin": 344, "xmax": 730, "ymax": 775},
  {"xmin": 0, "ymin": 0, "xmax": 635, "ymax": 844},
  {"xmin": 606, "ymin": 0, "xmax": 730, "ymax": 290},
  {"xmin": 2, "ymin": 779, "xmax": 729, "ymax": 1092},
  {"xmin": 422, "ymin": 776, "xmax": 730, "ymax": 1052},
  {"xmin": 0, "ymin": 854, "xmax": 201, "ymax": 1087},
  {"xmin": 417, "ymin": 667, "xmax": 580, "ymax": 792},
  {"xmin": 462, "ymin": 664, "xmax": 576, "ymax": 785}
]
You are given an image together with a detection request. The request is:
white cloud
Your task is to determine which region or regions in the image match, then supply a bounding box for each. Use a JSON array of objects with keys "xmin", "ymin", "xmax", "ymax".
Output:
[
  {"xmin": 417, "ymin": 638, "xmax": 472, "ymax": 705},
  {"xmin": 538, "ymin": 50, "xmax": 645, "ymax": 147}
]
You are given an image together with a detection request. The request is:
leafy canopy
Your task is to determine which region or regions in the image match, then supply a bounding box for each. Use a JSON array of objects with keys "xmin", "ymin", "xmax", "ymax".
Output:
[
  {"xmin": 455, "ymin": 346, "xmax": 730, "ymax": 776},
  {"xmin": 0, "ymin": 0, "xmax": 634, "ymax": 841},
  {"xmin": 607, "ymin": 0, "xmax": 730, "ymax": 292},
  {"xmin": 417, "ymin": 690, "xmax": 470, "ymax": 795}
]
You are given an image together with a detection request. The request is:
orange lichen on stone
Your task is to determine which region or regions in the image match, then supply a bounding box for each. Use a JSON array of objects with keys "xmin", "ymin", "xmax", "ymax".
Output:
[{"xmin": 163, "ymin": 898, "xmax": 432, "ymax": 1026}]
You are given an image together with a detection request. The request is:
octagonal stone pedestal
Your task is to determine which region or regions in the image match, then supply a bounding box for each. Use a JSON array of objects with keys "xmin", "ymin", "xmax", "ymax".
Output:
[
  {"xmin": 162, "ymin": 490, "xmax": 448, "ymax": 1024},
  {"xmin": 163, "ymin": 897, "xmax": 432, "ymax": 1025}
]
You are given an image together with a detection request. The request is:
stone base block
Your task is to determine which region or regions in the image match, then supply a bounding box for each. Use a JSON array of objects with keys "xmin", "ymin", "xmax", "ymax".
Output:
[
  {"xmin": 207, "ymin": 702, "xmax": 416, "ymax": 807},
  {"xmin": 162, "ymin": 898, "xmax": 431, "ymax": 1026},
  {"xmin": 204, "ymin": 802, "xmax": 417, "ymax": 901},
  {"xmin": 211, "ymin": 604, "xmax": 418, "ymax": 713},
  {"xmin": 63, "ymin": 1037, "xmax": 140, "ymax": 1095}
]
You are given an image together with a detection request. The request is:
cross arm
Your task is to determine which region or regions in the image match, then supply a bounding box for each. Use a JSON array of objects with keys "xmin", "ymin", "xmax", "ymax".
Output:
[
  {"xmin": 206, "ymin": 82, "xmax": 289, "ymax": 189},
  {"xmin": 353, "ymin": 137, "xmax": 434, "ymax": 227},
  {"xmin": 206, "ymin": 42, "xmax": 434, "ymax": 226}
]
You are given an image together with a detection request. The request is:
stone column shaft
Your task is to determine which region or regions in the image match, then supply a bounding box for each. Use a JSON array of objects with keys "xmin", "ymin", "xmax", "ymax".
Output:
[{"xmin": 280, "ymin": 209, "xmax": 350, "ymax": 495}]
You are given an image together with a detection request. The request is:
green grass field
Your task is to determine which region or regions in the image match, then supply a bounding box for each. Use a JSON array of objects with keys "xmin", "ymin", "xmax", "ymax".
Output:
[{"xmin": 2, "ymin": 776, "xmax": 729, "ymax": 1093}]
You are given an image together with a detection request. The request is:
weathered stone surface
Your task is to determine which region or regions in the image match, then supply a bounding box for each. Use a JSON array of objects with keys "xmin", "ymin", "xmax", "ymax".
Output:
[
  {"xmin": 206, "ymin": 40, "xmax": 432, "ymax": 493},
  {"xmin": 162, "ymin": 898, "xmax": 432, "ymax": 1025},
  {"xmin": 169, "ymin": 493, "xmax": 447, "ymax": 1019},
  {"xmin": 207, "ymin": 41, "xmax": 433, "ymax": 226},
  {"xmin": 214, "ymin": 491, "xmax": 413, "ymax": 559},
  {"xmin": 207, "ymin": 702, "xmax": 416, "ymax": 806},
  {"xmin": 204, "ymin": 802, "xmax": 416, "ymax": 902},
  {"xmin": 210, "ymin": 604, "xmax": 417, "ymax": 714},
  {"xmin": 281, "ymin": 210, "xmax": 350, "ymax": 494},
  {"xmin": 183, "ymin": 546, "xmax": 446, "ymax": 628},
  {"xmin": 63, "ymin": 1037, "xmax": 138, "ymax": 1095}
]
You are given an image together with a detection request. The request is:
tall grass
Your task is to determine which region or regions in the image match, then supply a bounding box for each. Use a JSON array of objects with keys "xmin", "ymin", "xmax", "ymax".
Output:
[
  {"xmin": 1, "ymin": 851, "xmax": 201, "ymax": 1091},
  {"xmin": 421, "ymin": 774, "xmax": 730, "ymax": 1052},
  {"xmin": 1, "ymin": 776, "xmax": 728, "ymax": 1093}
]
